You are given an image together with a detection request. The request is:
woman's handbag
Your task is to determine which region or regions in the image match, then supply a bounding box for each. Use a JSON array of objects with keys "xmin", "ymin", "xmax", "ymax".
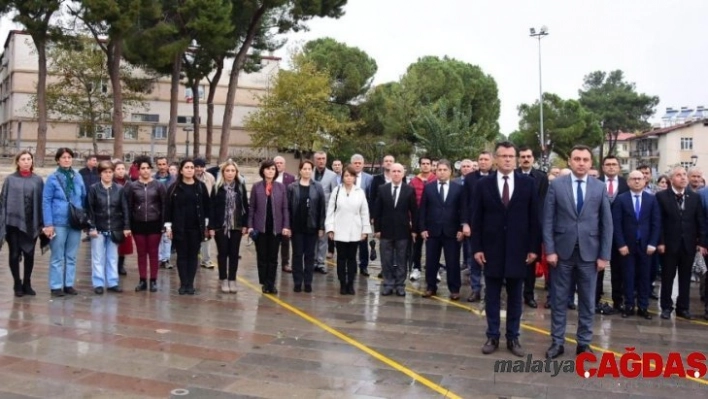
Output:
[
  {"xmin": 110, "ymin": 231, "xmax": 126, "ymax": 244},
  {"xmin": 56, "ymin": 173, "xmax": 90, "ymax": 230}
]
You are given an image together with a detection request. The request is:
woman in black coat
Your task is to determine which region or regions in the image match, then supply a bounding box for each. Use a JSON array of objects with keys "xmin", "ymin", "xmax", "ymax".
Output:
[
  {"xmin": 287, "ymin": 160, "xmax": 325, "ymax": 293},
  {"xmin": 165, "ymin": 159, "xmax": 210, "ymax": 295},
  {"xmin": 208, "ymin": 160, "xmax": 248, "ymax": 294}
]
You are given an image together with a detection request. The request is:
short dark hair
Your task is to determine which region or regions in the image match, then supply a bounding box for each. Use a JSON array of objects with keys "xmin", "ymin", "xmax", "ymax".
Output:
[
  {"xmin": 418, "ymin": 155, "xmax": 432, "ymax": 165},
  {"xmin": 436, "ymin": 159, "xmax": 452, "ymax": 170},
  {"xmin": 478, "ymin": 151, "xmax": 493, "ymax": 158},
  {"xmin": 495, "ymin": 141, "xmax": 517, "ymax": 153},
  {"xmin": 518, "ymin": 145, "xmax": 532, "ymax": 153},
  {"xmin": 87, "ymin": 155, "xmax": 97, "ymax": 161},
  {"xmin": 637, "ymin": 164, "xmax": 650, "ymax": 171},
  {"xmin": 602, "ymin": 155, "xmax": 619, "ymax": 165},
  {"xmin": 569, "ymin": 145, "xmax": 593, "ymax": 158},
  {"xmin": 258, "ymin": 159, "xmax": 279, "ymax": 180},
  {"xmin": 55, "ymin": 147, "xmax": 75, "ymax": 162},
  {"xmin": 299, "ymin": 159, "xmax": 314, "ymax": 170},
  {"xmin": 135, "ymin": 156, "xmax": 152, "ymax": 169},
  {"xmin": 155, "ymin": 156, "xmax": 168, "ymax": 163}
]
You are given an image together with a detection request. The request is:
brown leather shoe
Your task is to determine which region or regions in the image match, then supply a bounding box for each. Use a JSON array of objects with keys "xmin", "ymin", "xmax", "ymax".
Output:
[
  {"xmin": 450, "ymin": 293, "xmax": 460, "ymax": 301},
  {"xmin": 422, "ymin": 290, "xmax": 436, "ymax": 298}
]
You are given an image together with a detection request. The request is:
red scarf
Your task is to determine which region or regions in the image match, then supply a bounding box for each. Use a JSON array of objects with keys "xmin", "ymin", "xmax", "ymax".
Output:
[
  {"xmin": 265, "ymin": 181, "xmax": 273, "ymax": 196},
  {"xmin": 19, "ymin": 170, "xmax": 31, "ymax": 177}
]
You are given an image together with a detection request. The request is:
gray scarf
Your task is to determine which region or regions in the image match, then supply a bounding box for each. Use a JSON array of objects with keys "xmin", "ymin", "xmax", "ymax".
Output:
[{"xmin": 0, "ymin": 172, "xmax": 44, "ymax": 245}]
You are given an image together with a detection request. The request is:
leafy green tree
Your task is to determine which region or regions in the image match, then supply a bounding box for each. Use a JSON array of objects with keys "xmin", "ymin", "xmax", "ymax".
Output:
[
  {"xmin": 219, "ymin": 0, "xmax": 347, "ymax": 162},
  {"xmin": 245, "ymin": 55, "xmax": 356, "ymax": 156},
  {"xmin": 0, "ymin": 0, "xmax": 63, "ymax": 166},
  {"xmin": 509, "ymin": 93, "xmax": 603, "ymax": 162},
  {"xmin": 33, "ymin": 37, "xmax": 147, "ymax": 154},
  {"xmin": 578, "ymin": 70, "xmax": 659, "ymax": 155},
  {"xmin": 302, "ymin": 37, "xmax": 377, "ymax": 105},
  {"xmin": 72, "ymin": 0, "xmax": 162, "ymax": 159}
]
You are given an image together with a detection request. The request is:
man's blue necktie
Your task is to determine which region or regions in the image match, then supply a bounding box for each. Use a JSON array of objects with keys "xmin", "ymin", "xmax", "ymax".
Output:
[
  {"xmin": 576, "ymin": 179, "xmax": 584, "ymax": 214},
  {"xmin": 634, "ymin": 194, "xmax": 641, "ymax": 240}
]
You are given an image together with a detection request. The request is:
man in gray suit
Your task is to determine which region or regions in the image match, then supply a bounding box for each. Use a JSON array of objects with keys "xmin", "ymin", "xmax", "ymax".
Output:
[
  {"xmin": 313, "ymin": 151, "xmax": 337, "ymax": 274},
  {"xmin": 543, "ymin": 145, "xmax": 612, "ymax": 359}
]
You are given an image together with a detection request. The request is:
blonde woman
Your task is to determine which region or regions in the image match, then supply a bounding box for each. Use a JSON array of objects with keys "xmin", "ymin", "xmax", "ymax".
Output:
[
  {"xmin": 325, "ymin": 165, "xmax": 371, "ymax": 295},
  {"xmin": 208, "ymin": 160, "xmax": 249, "ymax": 293}
]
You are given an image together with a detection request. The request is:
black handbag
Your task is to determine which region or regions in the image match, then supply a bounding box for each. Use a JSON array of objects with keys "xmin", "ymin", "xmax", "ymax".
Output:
[
  {"xmin": 110, "ymin": 231, "xmax": 126, "ymax": 244},
  {"xmin": 56, "ymin": 173, "xmax": 90, "ymax": 230}
]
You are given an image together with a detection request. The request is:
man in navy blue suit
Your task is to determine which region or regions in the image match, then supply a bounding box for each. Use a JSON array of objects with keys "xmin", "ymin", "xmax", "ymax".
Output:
[
  {"xmin": 419, "ymin": 159, "xmax": 464, "ymax": 300},
  {"xmin": 472, "ymin": 142, "xmax": 539, "ymax": 357},
  {"xmin": 612, "ymin": 170, "xmax": 661, "ymax": 319}
]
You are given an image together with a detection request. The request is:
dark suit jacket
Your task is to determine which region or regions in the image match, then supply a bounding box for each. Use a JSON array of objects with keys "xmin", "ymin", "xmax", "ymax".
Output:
[
  {"xmin": 470, "ymin": 172, "xmax": 540, "ymax": 278},
  {"xmin": 656, "ymin": 188, "xmax": 706, "ymax": 254},
  {"xmin": 599, "ymin": 175, "xmax": 629, "ymax": 203},
  {"xmin": 369, "ymin": 174, "xmax": 407, "ymax": 211},
  {"xmin": 372, "ymin": 183, "xmax": 417, "ymax": 240},
  {"xmin": 281, "ymin": 172, "xmax": 296, "ymax": 187},
  {"xmin": 419, "ymin": 180, "xmax": 464, "ymax": 238},
  {"xmin": 463, "ymin": 170, "xmax": 493, "ymax": 225},
  {"xmin": 517, "ymin": 168, "xmax": 549, "ymax": 202},
  {"xmin": 612, "ymin": 191, "xmax": 661, "ymax": 252}
]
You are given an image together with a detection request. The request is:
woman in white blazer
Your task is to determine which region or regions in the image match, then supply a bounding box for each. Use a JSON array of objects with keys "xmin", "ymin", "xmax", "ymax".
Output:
[{"xmin": 325, "ymin": 165, "xmax": 371, "ymax": 295}]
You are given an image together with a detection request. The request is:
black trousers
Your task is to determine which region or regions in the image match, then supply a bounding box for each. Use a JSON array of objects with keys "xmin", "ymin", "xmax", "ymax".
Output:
[
  {"xmin": 174, "ymin": 229, "xmax": 201, "ymax": 288},
  {"xmin": 523, "ymin": 264, "xmax": 536, "ymax": 301},
  {"xmin": 280, "ymin": 235, "xmax": 290, "ymax": 267},
  {"xmin": 214, "ymin": 230, "xmax": 243, "ymax": 281},
  {"xmin": 336, "ymin": 241, "xmax": 359, "ymax": 283},
  {"xmin": 661, "ymin": 249, "xmax": 694, "ymax": 312},
  {"xmin": 5, "ymin": 226, "xmax": 36, "ymax": 284},
  {"xmin": 411, "ymin": 234, "xmax": 424, "ymax": 271},
  {"xmin": 291, "ymin": 232, "xmax": 318, "ymax": 286},
  {"xmin": 256, "ymin": 233, "xmax": 281, "ymax": 288}
]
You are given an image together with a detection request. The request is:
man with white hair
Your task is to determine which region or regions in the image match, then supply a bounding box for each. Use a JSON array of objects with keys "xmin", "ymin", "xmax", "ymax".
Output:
[
  {"xmin": 313, "ymin": 151, "xmax": 336, "ymax": 274},
  {"xmin": 274, "ymin": 156, "xmax": 296, "ymax": 273},
  {"xmin": 688, "ymin": 166, "xmax": 703, "ymax": 192},
  {"xmin": 350, "ymin": 154, "xmax": 373, "ymax": 275}
]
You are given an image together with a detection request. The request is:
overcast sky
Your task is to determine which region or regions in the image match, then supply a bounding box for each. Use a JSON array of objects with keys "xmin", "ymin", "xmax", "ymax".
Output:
[
  {"xmin": 2, "ymin": 1, "xmax": 706, "ymax": 136},
  {"xmin": 282, "ymin": 0, "xmax": 708, "ymax": 135}
]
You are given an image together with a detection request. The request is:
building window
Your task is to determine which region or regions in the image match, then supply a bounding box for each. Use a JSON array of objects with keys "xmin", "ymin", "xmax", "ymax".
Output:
[
  {"xmin": 124, "ymin": 125, "xmax": 137, "ymax": 140},
  {"xmin": 132, "ymin": 113, "xmax": 159, "ymax": 123},
  {"xmin": 680, "ymin": 137, "xmax": 693, "ymax": 150},
  {"xmin": 184, "ymin": 86, "xmax": 205, "ymax": 102},
  {"xmin": 152, "ymin": 126, "xmax": 167, "ymax": 139},
  {"xmin": 177, "ymin": 116, "xmax": 201, "ymax": 124},
  {"xmin": 681, "ymin": 162, "xmax": 693, "ymax": 169}
]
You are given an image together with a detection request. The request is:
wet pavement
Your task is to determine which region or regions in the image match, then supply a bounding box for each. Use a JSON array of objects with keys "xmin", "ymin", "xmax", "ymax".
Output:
[{"xmin": 0, "ymin": 240, "xmax": 707, "ymax": 399}]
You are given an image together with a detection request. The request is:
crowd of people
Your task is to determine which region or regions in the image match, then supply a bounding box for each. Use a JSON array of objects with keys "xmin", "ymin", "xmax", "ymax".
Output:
[{"xmin": 1, "ymin": 144, "xmax": 707, "ymax": 362}]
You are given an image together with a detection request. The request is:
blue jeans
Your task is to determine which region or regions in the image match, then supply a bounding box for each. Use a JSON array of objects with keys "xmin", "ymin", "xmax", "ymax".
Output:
[
  {"xmin": 49, "ymin": 226, "xmax": 81, "ymax": 289},
  {"xmin": 90, "ymin": 232, "xmax": 119, "ymax": 288},
  {"xmin": 159, "ymin": 232, "xmax": 171, "ymax": 262},
  {"xmin": 469, "ymin": 260, "xmax": 483, "ymax": 292}
]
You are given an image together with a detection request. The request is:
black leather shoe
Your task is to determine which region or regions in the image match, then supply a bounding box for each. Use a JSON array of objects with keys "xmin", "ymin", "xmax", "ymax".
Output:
[
  {"xmin": 622, "ymin": 307, "xmax": 635, "ymax": 318},
  {"xmin": 576, "ymin": 345, "xmax": 593, "ymax": 355},
  {"xmin": 369, "ymin": 240, "xmax": 377, "ymax": 261},
  {"xmin": 314, "ymin": 267, "xmax": 328, "ymax": 275},
  {"xmin": 304, "ymin": 284, "xmax": 312, "ymax": 293},
  {"xmin": 481, "ymin": 338, "xmax": 499, "ymax": 355},
  {"xmin": 637, "ymin": 308, "xmax": 652, "ymax": 320},
  {"xmin": 64, "ymin": 287, "xmax": 78, "ymax": 295},
  {"xmin": 178, "ymin": 286, "xmax": 187, "ymax": 295},
  {"xmin": 381, "ymin": 288, "xmax": 393, "ymax": 296},
  {"xmin": 135, "ymin": 280, "xmax": 147, "ymax": 292},
  {"xmin": 676, "ymin": 310, "xmax": 694, "ymax": 320},
  {"xmin": 467, "ymin": 291, "xmax": 481, "ymax": 303},
  {"xmin": 340, "ymin": 283, "xmax": 347, "ymax": 295},
  {"xmin": 545, "ymin": 344, "xmax": 565, "ymax": 359},
  {"xmin": 269, "ymin": 286, "xmax": 278, "ymax": 294},
  {"xmin": 360, "ymin": 269, "xmax": 370, "ymax": 277},
  {"xmin": 262, "ymin": 285, "xmax": 268, "ymax": 293},
  {"xmin": 22, "ymin": 282, "xmax": 36, "ymax": 296},
  {"xmin": 567, "ymin": 303, "xmax": 577, "ymax": 310},
  {"xmin": 107, "ymin": 286, "xmax": 123, "ymax": 293},
  {"xmin": 660, "ymin": 309, "xmax": 672, "ymax": 319},
  {"xmin": 13, "ymin": 282, "xmax": 24, "ymax": 297},
  {"xmin": 294, "ymin": 285, "xmax": 302, "ymax": 293},
  {"xmin": 51, "ymin": 289, "xmax": 65, "ymax": 297},
  {"xmin": 149, "ymin": 280, "xmax": 157, "ymax": 292},
  {"xmin": 596, "ymin": 302, "xmax": 615, "ymax": 315},
  {"xmin": 507, "ymin": 339, "xmax": 525, "ymax": 357},
  {"xmin": 94, "ymin": 287, "xmax": 104, "ymax": 295},
  {"xmin": 396, "ymin": 288, "xmax": 406, "ymax": 297},
  {"xmin": 525, "ymin": 298, "xmax": 538, "ymax": 309},
  {"xmin": 118, "ymin": 266, "xmax": 127, "ymax": 276},
  {"xmin": 346, "ymin": 283, "xmax": 355, "ymax": 295}
]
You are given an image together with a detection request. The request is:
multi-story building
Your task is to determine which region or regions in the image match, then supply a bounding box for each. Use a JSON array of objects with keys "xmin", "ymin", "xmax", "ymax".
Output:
[
  {"xmin": 630, "ymin": 106, "xmax": 707, "ymax": 176},
  {"xmin": 0, "ymin": 30, "xmax": 280, "ymax": 162}
]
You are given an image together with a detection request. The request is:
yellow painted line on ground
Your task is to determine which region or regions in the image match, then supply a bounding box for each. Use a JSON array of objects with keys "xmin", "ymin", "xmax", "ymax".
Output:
[{"xmin": 236, "ymin": 276, "xmax": 463, "ymax": 399}]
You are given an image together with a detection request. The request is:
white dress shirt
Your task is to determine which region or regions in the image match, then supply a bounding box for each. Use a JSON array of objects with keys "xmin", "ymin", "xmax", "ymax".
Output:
[{"xmin": 497, "ymin": 172, "xmax": 514, "ymax": 199}]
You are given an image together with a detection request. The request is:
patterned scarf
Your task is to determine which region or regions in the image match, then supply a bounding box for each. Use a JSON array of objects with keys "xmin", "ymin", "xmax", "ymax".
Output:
[
  {"xmin": 224, "ymin": 181, "xmax": 237, "ymax": 235},
  {"xmin": 265, "ymin": 181, "xmax": 273, "ymax": 197},
  {"xmin": 57, "ymin": 167, "xmax": 75, "ymax": 195}
]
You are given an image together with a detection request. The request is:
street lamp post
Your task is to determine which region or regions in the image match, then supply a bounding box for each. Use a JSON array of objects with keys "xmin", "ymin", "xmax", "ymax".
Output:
[{"xmin": 530, "ymin": 26, "xmax": 549, "ymax": 171}]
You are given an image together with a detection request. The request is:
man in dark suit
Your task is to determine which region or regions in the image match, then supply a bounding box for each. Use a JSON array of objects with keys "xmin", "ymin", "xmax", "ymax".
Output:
[
  {"xmin": 543, "ymin": 145, "xmax": 612, "ymax": 359},
  {"xmin": 472, "ymin": 142, "xmax": 539, "ymax": 357},
  {"xmin": 369, "ymin": 155, "xmax": 405, "ymax": 267},
  {"xmin": 275, "ymin": 156, "xmax": 296, "ymax": 273},
  {"xmin": 612, "ymin": 170, "xmax": 661, "ymax": 319},
  {"xmin": 597, "ymin": 155, "xmax": 630, "ymax": 314},
  {"xmin": 462, "ymin": 151, "xmax": 495, "ymax": 302},
  {"xmin": 373, "ymin": 163, "xmax": 417, "ymax": 296},
  {"xmin": 656, "ymin": 166, "xmax": 707, "ymax": 320},
  {"xmin": 420, "ymin": 159, "xmax": 465, "ymax": 300},
  {"xmin": 517, "ymin": 146, "xmax": 548, "ymax": 308},
  {"xmin": 350, "ymin": 154, "xmax": 373, "ymax": 275}
]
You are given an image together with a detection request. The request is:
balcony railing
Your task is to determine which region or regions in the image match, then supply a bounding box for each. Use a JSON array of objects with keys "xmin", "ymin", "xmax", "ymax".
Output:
[{"xmin": 631, "ymin": 150, "xmax": 660, "ymax": 158}]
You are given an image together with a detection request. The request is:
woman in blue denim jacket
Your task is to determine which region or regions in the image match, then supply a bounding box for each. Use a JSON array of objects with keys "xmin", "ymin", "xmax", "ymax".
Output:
[{"xmin": 42, "ymin": 148, "xmax": 87, "ymax": 297}]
